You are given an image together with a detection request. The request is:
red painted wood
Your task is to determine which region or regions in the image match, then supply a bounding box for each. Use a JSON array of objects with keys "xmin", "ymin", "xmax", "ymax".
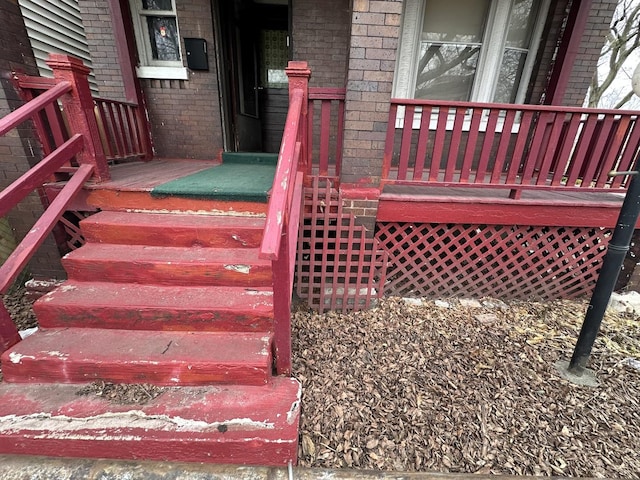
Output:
[
  {"xmin": 35, "ymin": 281, "xmax": 274, "ymax": 331},
  {"xmin": 444, "ymin": 107, "xmax": 465, "ymax": 182},
  {"xmin": 2, "ymin": 328, "xmax": 272, "ymax": 386},
  {"xmin": 566, "ymin": 113, "xmax": 598, "ymax": 186},
  {"xmin": 506, "ymin": 110, "xmax": 534, "ymax": 185},
  {"xmin": 475, "ymin": 108, "xmax": 499, "ymax": 183},
  {"xmin": 0, "ymin": 164, "xmax": 93, "ymax": 294},
  {"xmin": 398, "ymin": 105, "xmax": 415, "ymax": 180},
  {"xmin": 336, "ymin": 95, "xmax": 345, "ymax": 178},
  {"xmin": 460, "ymin": 108, "xmax": 483, "ymax": 183},
  {"xmin": 0, "ymin": 134, "xmax": 83, "ymax": 218},
  {"xmin": 491, "ymin": 109, "xmax": 516, "ymax": 184},
  {"xmin": 85, "ymin": 189, "xmax": 269, "ymax": 215},
  {"xmin": 521, "ymin": 112, "xmax": 553, "ymax": 185},
  {"xmin": 583, "ymin": 115, "xmax": 616, "ymax": 184},
  {"xmin": 596, "ymin": 116, "xmax": 631, "ymax": 187},
  {"xmin": 81, "ymin": 211, "xmax": 265, "ymax": 248},
  {"xmin": 0, "ymin": 302, "xmax": 21, "ymax": 354},
  {"xmin": 611, "ymin": 119, "xmax": 640, "ymax": 188},
  {"xmin": 14, "ymin": 75, "xmax": 59, "ymax": 90},
  {"xmin": 377, "ymin": 195, "xmax": 629, "ymax": 227},
  {"xmin": 260, "ymin": 89, "xmax": 303, "ymax": 260},
  {"xmin": 429, "ymin": 107, "xmax": 448, "ymax": 181},
  {"xmin": 62, "ymin": 243, "xmax": 272, "ymax": 287},
  {"xmin": 550, "ymin": 113, "xmax": 583, "ymax": 186},
  {"xmin": 0, "ymin": 378, "xmax": 300, "ymax": 465},
  {"xmin": 0, "ymin": 81, "xmax": 71, "ymax": 135},
  {"xmin": 381, "ymin": 103, "xmax": 398, "ymax": 182},
  {"xmin": 47, "ymin": 54, "xmax": 110, "ymax": 181},
  {"xmin": 413, "ymin": 105, "xmax": 431, "ymax": 181},
  {"xmin": 319, "ymin": 99, "xmax": 331, "ymax": 176},
  {"xmin": 535, "ymin": 112, "xmax": 567, "ymax": 185}
]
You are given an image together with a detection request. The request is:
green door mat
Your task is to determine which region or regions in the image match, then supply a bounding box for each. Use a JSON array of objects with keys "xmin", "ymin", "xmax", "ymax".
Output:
[{"xmin": 151, "ymin": 162, "xmax": 277, "ymax": 203}]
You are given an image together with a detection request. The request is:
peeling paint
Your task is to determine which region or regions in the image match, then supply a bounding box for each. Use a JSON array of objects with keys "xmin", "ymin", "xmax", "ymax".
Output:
[
  {"xmin": 0, "ymin": 411, "xmax": 275, "ymax": 433},
  {"xmin": 245, "ymin": 289, "xmax": 273, "ymax": 296},
  {"xmin": 125, "ymin": 208, "xmax": 266, "ymax": 217},
  {"xmin": 46, "ymin": 351, "xmax": 69, "ymax": 358},
  {"xmin": 224, "ymin": 264, "xmax": 251, "ymax": 274},
  {"xmin": 8, "ymin": 352, "xmax": 35, "ymax": 364},
  {"xmin": 59, "ymin": 285, "xmax": 78, "ymax": 293},
  {"xmin": 231, "ymin": 235, "xmax": 248, "ymax": 246},
  {"xmin": 276, "ymin": 211, "xmax": 283, "ymax": 226}
]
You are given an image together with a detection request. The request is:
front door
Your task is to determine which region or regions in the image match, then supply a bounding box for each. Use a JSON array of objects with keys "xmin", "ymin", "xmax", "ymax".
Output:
[{"xmin": 215, "ymin": 0, "xmax": 290, "ymax": 153}]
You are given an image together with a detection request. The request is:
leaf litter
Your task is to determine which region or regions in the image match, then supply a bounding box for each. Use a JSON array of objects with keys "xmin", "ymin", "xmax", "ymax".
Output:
[{"xmin": 292, "ymin": 297, "xmax": 640, "ymax": 478}]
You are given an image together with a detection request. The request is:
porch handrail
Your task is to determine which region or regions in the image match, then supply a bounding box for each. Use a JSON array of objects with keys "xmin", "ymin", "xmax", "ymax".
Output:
[
  {"xmin": 0, "ymin": 55, "xmax": 105, "ymax": 352},
  {"xmin": 0, "ymin": 81, "xmax": 71, "ymax": 135},
  {"xmin": 383, "ymin": 98, "xmax": 640, "ymax": 199},
  {"xmin": 259, "ymin": 61, "xmax": 310, "ymax": 376},
  {"xmin": 308, "ymin": 87, "xmax": 345, "ymax": 179},
  {"xmin": 94, "ymin": 97, "xmax": 150, "ymax": 162}
]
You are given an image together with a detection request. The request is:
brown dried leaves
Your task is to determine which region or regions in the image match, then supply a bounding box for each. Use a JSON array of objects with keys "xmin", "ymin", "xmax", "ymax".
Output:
[{"xmin": 292, "ymin": 297, "xmax": 640, "ymax": 477}]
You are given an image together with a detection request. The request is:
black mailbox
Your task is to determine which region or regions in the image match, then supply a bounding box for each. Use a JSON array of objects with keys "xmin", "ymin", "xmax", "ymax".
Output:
[{"xmin": 184, "ymin": 38, "xmax": 208, "ymax": 71}]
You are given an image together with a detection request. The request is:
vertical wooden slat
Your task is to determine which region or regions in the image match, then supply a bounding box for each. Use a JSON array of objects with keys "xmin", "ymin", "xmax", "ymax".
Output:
[
  {"xmin": 475, "ymin": 108, "xmax": 500, "ymax": 183},
  {"xmin": 335, "ymin": 98, "xmax": 345, "ymax": 179},
  {"xmin": 491, "ymin": 109, "xmax": 516, "ymax": 184},
  {"xmin": 520, "ymin": 112, "xmax": 553, "ymax": 185},
  {"xmin": 550, "ymin": 113, "xmax": 583, "ymax": 186},
  {"xmin": 429, "ymin": 107, "xmax": 449, "ymax": 181},
  {"xmin": 460, "ymin": 108, "xmax": 483, "ymax": 183},
  {"xmin": 565, "ymin": 113, "xmax": 598, "ymax": 187},
  {"xmin": 535, "ymin": 112, "xmax": 568, "ymax": 185},
  {"xmin": 319, "ymin": 100, "xmax": 331, "ymax": 176},
  {"xmin": 114, "ymin": 103, "xmax": 131, "ymax": 155},
  {"xmin": 581, "ymin": 114, "xmax": 615, "ymax": 187},
  {"xmin": 596, "ymin": 116, "xmax": 631, "ymax": 187},
  {"xmin": 307, "ymin": 98, "xmax": 315, "ymax": 173},
  {"xmin": 444, "ymin": 107, "xmax": 466, "ymax": 182},
  {"xmin": 381, "ymin": 103, "xmax": 398, "ymax": 183},
  {"xmin": 105, "ymin": 103, "xmax": 124, "ymax": 158},
  {"xmin": 413, "ymin": 105, "xmax": 432, "ymax": 181},
  {"xmin": 612, "ymin": 117, "xmax": 640, "ymax": 188},
  {"xmin": 44, "ymin": 102, "xmax": 66, "ymax": 149},
  {"xmin": 124, "ymin": 105, "xmax": 140, "ymax": 156},
  {"xmin": 506, "ymin": 110, "xmax": 534, "ymax": 183},
  {"xmin": 397, "ymin": 105, "xmax": 415, "ymax": 180}
]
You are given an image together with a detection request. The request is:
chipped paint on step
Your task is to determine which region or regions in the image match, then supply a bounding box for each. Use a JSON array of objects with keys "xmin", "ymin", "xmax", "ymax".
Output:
[{"xmin": 224, "ymin": 264, "xmax": 251, "ymax": 274}]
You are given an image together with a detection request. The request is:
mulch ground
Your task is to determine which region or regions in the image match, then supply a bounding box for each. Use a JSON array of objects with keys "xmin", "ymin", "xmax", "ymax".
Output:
[
  {"xmin": 292, "ymin": 297, "xmax": 640, "ymax": 478},
  {"xmin": 2, "ymin": 288, "xmax": 639, "ymax": 477}
]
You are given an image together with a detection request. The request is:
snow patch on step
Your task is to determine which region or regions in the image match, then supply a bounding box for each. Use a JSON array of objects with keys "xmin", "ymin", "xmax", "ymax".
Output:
[
  {"xmin": 0, "ymin": 411, "xmax": 275, "ymax": 434},
  {"xmin": 245, "ymin": 289, "xmax": 273, "ymax": 296}
]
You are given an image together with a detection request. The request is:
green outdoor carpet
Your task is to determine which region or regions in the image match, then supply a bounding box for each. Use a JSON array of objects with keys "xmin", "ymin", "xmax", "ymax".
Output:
[{"xmin": 151, "ymin": 161, "xmax": 277, "ymax": 203}]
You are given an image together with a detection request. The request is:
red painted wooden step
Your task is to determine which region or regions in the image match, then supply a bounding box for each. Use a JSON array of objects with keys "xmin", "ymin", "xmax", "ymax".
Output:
[
  {"xmin": 62, "ymin": 243, "xmax": 272, "ymax": 287},
  {"xmin": 1, "ymin": 328, "xmax": 272, "ymax": 386},
  {"xmin": 35, "ymin": 282, "xmax": 274, "ymax": 331},
  {"xmin": 0, "ymin": 377, "xmax": 300, "ymax": 465},
  {"xmin": 81, "ymin": 211, "xmax": 266, "ymax": 248}
]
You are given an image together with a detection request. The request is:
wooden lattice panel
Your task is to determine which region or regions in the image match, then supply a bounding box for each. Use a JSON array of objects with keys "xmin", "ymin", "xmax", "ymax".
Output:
[
  {"xmin": 296, "ymin": 179, "xmax": 387, "ymax": 312},
  {"xmin": 59, "ymin": 211, "xmax": 94, "ymax": 252},
  {"xmin": 376, "ymin": 222, "xmax": 611, "ymax": 300}
]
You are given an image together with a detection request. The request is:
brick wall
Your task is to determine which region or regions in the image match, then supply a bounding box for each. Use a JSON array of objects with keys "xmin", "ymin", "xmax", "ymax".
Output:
[
  {"xmin": 292, "ymin": 0, "xmax": 351, "ymax": 88},
  {"xmin": 77, "ymin": 0, "xmax": 126, "ymax": 100},
  {"xmin": 562, "ymin": 0, "xmax": 618, "ymax": 106},
  {"xmin": 340, "ymin": 0, "xmax": 402, "ymax": 189},
  {"xmin": 0, "ymin": 0, "xmax": 66, "ymax": 282}
]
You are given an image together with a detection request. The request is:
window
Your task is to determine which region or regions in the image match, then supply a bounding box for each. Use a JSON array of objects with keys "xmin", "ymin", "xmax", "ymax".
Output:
[
  {"xmin": 393, "ymin": 0, "xmax": 550, "ymax": 104},
  {"xmin": 129, "ymin": 0, "xmax": 188, "ymax": 80}
]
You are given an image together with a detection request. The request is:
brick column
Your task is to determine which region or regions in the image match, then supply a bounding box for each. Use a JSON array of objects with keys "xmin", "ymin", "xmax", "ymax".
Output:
[{"xmin": 340, "ymin": 0, "xmax": 401, "ymax": 190}]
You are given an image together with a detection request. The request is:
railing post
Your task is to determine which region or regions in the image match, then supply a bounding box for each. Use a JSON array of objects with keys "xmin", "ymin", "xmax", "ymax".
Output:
[
  {"xmin": 286, "ymin": 61, "xmax": 311, "ymax": 177},
  {"xmin": 46, "ymin": 54, "xmax": 110, "ymax": 181}
]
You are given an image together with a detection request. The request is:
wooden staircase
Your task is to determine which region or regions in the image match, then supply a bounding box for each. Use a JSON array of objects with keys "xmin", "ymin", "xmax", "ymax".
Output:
[{"xmin": 0, "ymin": 207, "xmax": 300, "ymax": 465}]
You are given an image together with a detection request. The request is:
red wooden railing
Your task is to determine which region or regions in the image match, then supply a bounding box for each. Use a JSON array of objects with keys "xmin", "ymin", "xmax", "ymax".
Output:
[
  {"xmin": 0, "ymin": 63, "xmax": 98, "ymax": 351},
  {"xmin": 260, "ymin": 61, "xmax": 310, "ymax": 375},
  {"xmin": 94, "ymin": 97, "xmax": 150, "ymax": 163},
  {"xmin": 382, "ymin": 99, "xmax": 640, "ymax": 198},
  {"xmin": 308, "ymin": 87, "xmax": 345, "ymax": 179}
]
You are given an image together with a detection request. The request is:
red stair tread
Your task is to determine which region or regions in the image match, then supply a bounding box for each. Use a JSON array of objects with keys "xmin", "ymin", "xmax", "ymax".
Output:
[
  {"xmin": 35, "ymin": 282, "xmax": 274, "ymax": 331},
  {"xmin": 0, "ymin": 377, "xmax": 300, "ymax": 465},
  {"xmin": 81, "ymin": 211, "xmax": 266, "ymax": 248},
  {"xmin": 62, "ymin": 243, "xmax": 272, "ymax": 286},
  {"xmin": 1, "ymin": 329, "xmax": 272, "ymax": 386}
]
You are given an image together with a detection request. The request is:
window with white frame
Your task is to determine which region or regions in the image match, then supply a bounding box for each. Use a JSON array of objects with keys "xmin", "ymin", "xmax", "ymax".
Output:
[
  {"xmin": 129, "ymin": 0, "xmax": 188, "ymax": 80},
  {"xmin": 393, "ymin": 0, "xmax": 551, "ymax": 104}
]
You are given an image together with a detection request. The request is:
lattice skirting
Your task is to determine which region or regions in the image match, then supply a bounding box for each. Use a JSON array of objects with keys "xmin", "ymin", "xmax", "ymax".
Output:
[
  {"xmin": 375, "ymin": 223, "xmax": 611, "ymax": 300},
  {"xmin": 58, "ymin": 211, "xmax": 94, "ymax": 253},
  {"xmin": 296, "ymin": 179, "xmax": 387, "ymax": 312}
]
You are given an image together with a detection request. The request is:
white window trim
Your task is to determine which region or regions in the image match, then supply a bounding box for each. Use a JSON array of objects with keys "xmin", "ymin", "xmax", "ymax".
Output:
[
  {"xmin": 129, "ymin": 0, "xmax": 188, "ymax": 80},
  {"xmin": 393, "ymin": 0, "xmax": 551, "ymax": 105}
]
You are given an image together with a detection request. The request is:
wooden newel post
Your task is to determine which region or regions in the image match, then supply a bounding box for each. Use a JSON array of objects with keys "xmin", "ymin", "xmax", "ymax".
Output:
[
  {"xmin": 46, "ymin": 54, "xmax": 110, "ymax": 182},
  {"xmin": 286, "ymin": 61, "xmax": 311, "ymax": 176}
]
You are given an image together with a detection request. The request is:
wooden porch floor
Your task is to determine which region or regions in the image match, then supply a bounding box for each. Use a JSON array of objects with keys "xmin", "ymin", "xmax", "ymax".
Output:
[{"xmin": 49, "ymin": 159, "xmax": 270, "ymax": 215}]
